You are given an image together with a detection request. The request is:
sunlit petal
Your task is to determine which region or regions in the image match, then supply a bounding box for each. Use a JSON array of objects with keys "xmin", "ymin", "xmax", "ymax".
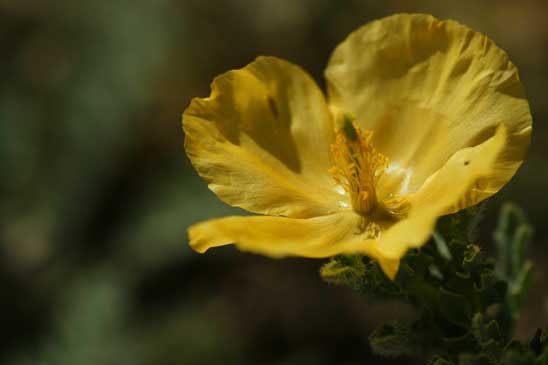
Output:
[
  {"xmin": 184, "ymin": 56, "xmax": 345, "ymax": 218},
  {"xmin": 189, "ymin": 211, "xmax": 380, "ymax": 258},
  {"xmin": 377, "ymin": 124, "xmax": 507, "ymax": 261},
  {"xmin": 325, "ymin": 14, "xmax": 531, "ymax": 205}
]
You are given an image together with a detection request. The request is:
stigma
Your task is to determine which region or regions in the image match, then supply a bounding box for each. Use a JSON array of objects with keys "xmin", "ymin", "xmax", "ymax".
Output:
[{"xmin": 329, "ymin": 118, "xmax": 409, "ymax": 218}]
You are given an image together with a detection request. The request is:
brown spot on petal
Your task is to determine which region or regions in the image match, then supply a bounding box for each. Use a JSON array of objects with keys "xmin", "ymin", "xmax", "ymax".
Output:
[{"xmin": 267, "ymin": 96, "xmax": 279, "ymax": 118}]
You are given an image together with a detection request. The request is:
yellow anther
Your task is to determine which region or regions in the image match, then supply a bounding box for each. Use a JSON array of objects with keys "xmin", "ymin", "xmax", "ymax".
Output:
[
  {"xmin": 381, "ymin": 195, "xmax": 411, "ymax": 219},
  {"xmin": 329, "ymin": 121, "xmax": 389, "ymax": 214}
]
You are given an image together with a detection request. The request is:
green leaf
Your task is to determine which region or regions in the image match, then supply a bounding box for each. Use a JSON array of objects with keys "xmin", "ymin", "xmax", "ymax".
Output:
[
  {"xmin": 494, "ymin": 203, "xmax": 533, "ymax": 280},
  {"xmin": 439, "ymin": 288, "xmax": 472, "ymax": 327},
  {"xmin": 510, "ymin": 261, "xmax": 534, "ymax": 311},
  {"xmin": 471, "ymin": 314, "xmax": 503, "ymax": 345},
  {"xmin": 432, "ymin": 355, "xmax": 456, "ymax": 365},
  {"xmin": 429, "ymin": 264, "xmax": 444, "ymax": 280},
  {"xmin": 470, "ymin": 314, "xmax": 504, "ymax": 362},
  {"xmin": 493, "ymin": 203, "xmax": 535, "ymax": 320},
  {"xmin": 433, "ymin": 230, "xmax": 453, "ymax": 261},
  {"xmin": 459, "ymin": 353, "xmax": 492, "ymax": 365},
  {"xmin": 437, "ymin": 204, "xmax": 485, "ymax": 243},
  {"xmin": 501, "ymin": 351, "xmax": 536, "ymax": 365},
  {"xmin": 320, "ymin": 255, "xmax": 364, "ymax": 286},
  {"xmin": 369, "ymin": 321, "xmax": 421, "ymax": 357}
]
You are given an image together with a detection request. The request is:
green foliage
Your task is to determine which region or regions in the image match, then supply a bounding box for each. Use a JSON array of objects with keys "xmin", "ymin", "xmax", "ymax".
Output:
[
  {"xmin": 321, "ymin": 203, "xmax": 543, "ymax": 364},
  {"xmin": 321, "ymin": 254, "xmax": 400, "ymax": 297},
  {"xmin": 369, "ymin": 320, "xmax": 422, "ymax": 357},
  {"xmin": 432, "ymin": 355, "xmax": 456, "ymax": 365},
  {"xmin": 494, "ymin": 203, "xmax": 535, "ymax": 321}
]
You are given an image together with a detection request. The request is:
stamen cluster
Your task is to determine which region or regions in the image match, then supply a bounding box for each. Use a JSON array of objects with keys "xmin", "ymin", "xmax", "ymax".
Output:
[{"xmin": 329, "ymin": 123, "xmax": 389, "ymax": 214}]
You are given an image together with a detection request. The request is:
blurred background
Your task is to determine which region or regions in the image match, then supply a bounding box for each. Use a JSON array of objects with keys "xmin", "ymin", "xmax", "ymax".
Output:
[{"xmin": 1, "ymin": 0, "xmax": 547, "ymax": 364}]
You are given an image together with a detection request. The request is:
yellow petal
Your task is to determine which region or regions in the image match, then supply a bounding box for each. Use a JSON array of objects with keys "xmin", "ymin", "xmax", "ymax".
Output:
[
  {"xmin": 376, "ymin": 257, "xmax": 401, "ymax": 281},
  {"xmin": 189, "ymin": 211, "xmax": 380, "ymax": 258},
  {"xmin": 325, "ymin": 13, "xmax": 531, "ymax": 207},
  {"xmin": 184, "ymin": 56, "xmax": 344, "ymax": 218},
  {"xmin": 189, "ymin": 211, "xmax": 402, "ymax": 279},
  {"xmin": 377, "ymin": 124, "xmax": 507, "ymax": 261},
  {"xmin": 188, "ymin": 124, "xmax": 505, "ymax": 280}
]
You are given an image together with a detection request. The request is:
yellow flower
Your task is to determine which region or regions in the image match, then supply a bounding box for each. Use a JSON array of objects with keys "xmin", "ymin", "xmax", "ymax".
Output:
[{"xmin": 182, "ymin": 14, "xmax": 532, "ymax": 279}]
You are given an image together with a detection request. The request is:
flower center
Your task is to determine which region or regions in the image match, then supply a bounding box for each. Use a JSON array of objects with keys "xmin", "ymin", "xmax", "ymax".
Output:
[{"xmin": 329, "ymin": 119, "xmax": 409, "ymax": 218}]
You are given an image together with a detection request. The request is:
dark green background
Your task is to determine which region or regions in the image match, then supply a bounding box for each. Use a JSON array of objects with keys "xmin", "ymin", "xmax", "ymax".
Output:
[{"xmin": 1, "ymin": 1, "xmax": 546, "ymax": 364}]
